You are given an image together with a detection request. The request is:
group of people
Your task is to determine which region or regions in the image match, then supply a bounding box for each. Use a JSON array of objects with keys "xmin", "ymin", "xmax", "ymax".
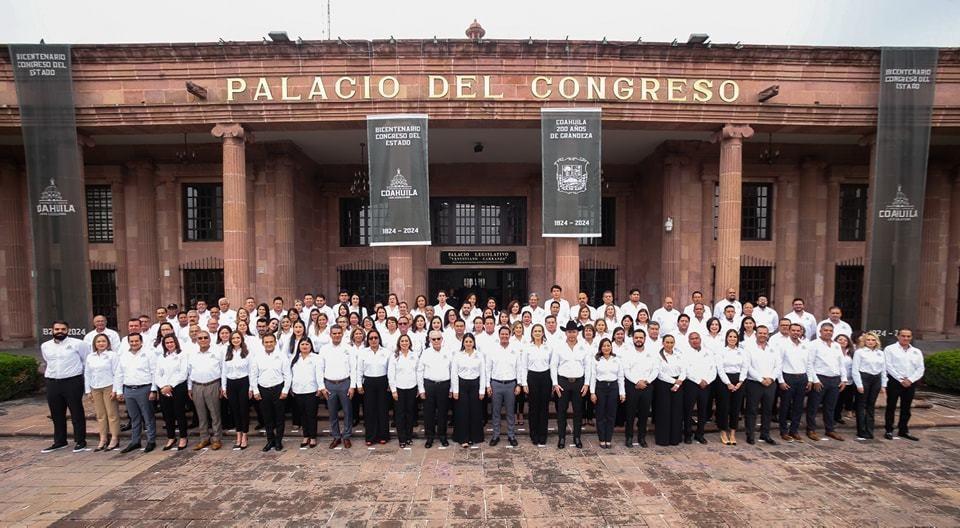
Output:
[{"xmin": 40, "ymin": 285, "xmax": 926, "ymax": 454}]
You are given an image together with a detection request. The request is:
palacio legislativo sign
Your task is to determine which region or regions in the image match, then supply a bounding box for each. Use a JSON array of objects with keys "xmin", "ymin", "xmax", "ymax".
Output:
[{"xmin": 225, "ymin": 74, "xmax": 741, "ymax": 103}]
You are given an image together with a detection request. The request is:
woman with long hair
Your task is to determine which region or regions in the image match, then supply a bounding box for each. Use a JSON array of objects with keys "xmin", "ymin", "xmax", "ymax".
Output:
[
  {"xmin": 452, "ymin": 333, "xmax": 486, "ymax": 447},
  {"xmin": 443, "ymin": 308, "xmax": 459, "ymax": 329},
  {"xmin": 703, "ymin": 317, "xmax": 724, "ymax": 352},
  {"xmin": 507, "ymin": 300, "xmax": 522, "ymax": 324},
  {"xmin": 521, "ymin": 324, "xmax": 552, "ymax": 446},
  {"xmin": 834, "ymin": 333, "xmax": 858, "ymax": 425},
  {"xmin": 389, "ymin": 334, "xmax": 419, "ymax": 447},
  {"xmin": 155, "ymin": 334, "xmax": 189, "ymax": 450},
  {"xmin": 357, "ymin": 329, "xmax": 390, "ymax": 445},
  {"xmin": 739, "ymin": 316, "xmax": 758, "ymax": 345},
  {"xmin": 716, "ymin": 329, "xmax": 748, "ymax": 445},
  {"xmin": 852, "ymin": 331, "xmax": 886, "ymax": 440},
  {"xmin": 654, "ymin": 335, "xmax": 685, "ymax": 447},
  {"xmin": 349, "ymin": 293, "xmax": 369, "ymax": 319},
  {"xmin": 619, "ymin": 315, "xmax": 634, "ymax": 338},
  {"xmin": 85, "ymin": 333, "xmax": 120, "ymax": 451},
  {"xmin": 256, "ymin": 303, "xmax": 270, "ymax": 324},
  {"xmin": 222, "ymin": 331, "xmax": 252, "ymax": 450},
  {"xmin": 410, "ymin": 295, "xmax": 429, "ymax": 319},
  {"xmin": 591, "ymin": 338, "xmax": 625, "ymax": 449},
  {"xmin": 635, "ymin": 308, "xmax": 650, "ymax": 333},
  {"xmin": 576, "ymin": 305, "xmax": 594, "ymax": 328},
  {"xmin": 290, "ymin": 338, "xmax": 321, "ymax": 448}
]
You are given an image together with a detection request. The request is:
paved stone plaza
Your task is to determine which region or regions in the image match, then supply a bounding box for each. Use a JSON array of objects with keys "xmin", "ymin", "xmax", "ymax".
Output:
[{"xmin": 0, "ymin": 394, "xmax": 958, "ymax": 527}]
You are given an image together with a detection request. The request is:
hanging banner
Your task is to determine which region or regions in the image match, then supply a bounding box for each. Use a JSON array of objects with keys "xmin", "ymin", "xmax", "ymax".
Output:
[
  {"xmin": 541, "ymin": 108, "xmax": 602, "ymax": 237},
  {"xmin": 864, "ymin": 48, "xmax": 938, "ymax": 339},
  {"xmin": 9, "ymin": 44, "xmax": 92, "ymax": 340},
  {"xmin": 366, "ymin": 114, "xmax": 431, "ymax": 246}
]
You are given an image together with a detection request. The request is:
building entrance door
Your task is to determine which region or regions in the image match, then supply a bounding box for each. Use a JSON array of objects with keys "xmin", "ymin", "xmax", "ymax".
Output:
[{"xmin": 428, "ymin": 269, "xmax": 528, "ymax": 311}]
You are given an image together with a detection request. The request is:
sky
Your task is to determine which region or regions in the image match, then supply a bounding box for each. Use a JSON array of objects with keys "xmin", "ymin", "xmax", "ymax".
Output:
[{"xmin": 1, "ymin": 0, "xmax": 959, "ymax": 47}]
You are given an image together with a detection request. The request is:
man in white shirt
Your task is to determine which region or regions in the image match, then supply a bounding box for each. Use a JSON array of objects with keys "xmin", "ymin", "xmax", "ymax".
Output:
[
  {"xmin": 719, "ymin": 306, "xmax": 742, "ymax": 334},
  {"xmin": 596, "ymin": 290, "xmax": 621, "ymax": 322},
  {"xmin": 315, "ymin": 294, "xmax": 337, "ymax": 323},
  {"xmin": 474, "ymin": 316, "xmax": 499, "ymax": 354},
  {"xmin": 681, "ymin": 332, "xmax": 715, "ymax": 444},
  {"xmin": 785, "ymin": 298, "xmax": 818, "ymax": 341},
  {"xmin": 543, "ymin": 316, "xmax": 565, "ymax": 348},
  {"xmin": 620, "ymin": 289, "xmax": 649, "ymax": 323},
  {"xmin": 41, "ymin": 321, "xmax": 91, "ymax": 453},
  {"xmin": 522, "ymin": 293, "xmax": 546, "ymax": 325},
  {"xmin": 419, "ymin": 330, "xmax": 453, "ymax": 447},
  {"xmin": 250, "ymin": 334, "xmax": 292, "ymax": 451},
  {"xmin": 688, "ymin": 303, "xmax": 710, "ymax": 336},
  {"xmin": 218, "ymin": 297, "xmax": 237, "ymax": 329},
  {"xmin": 187, "ymin": 330, "xmax": 223, "ymax": 450},
  {"xmin": 621, "ymin": 328, "xmax": 658, "ymax": 447},
  {"xmin": 195, "ymin": 300, "xmax": 211, "ymax": 328},
  {"xmin": 652, "ymin": 297, "xmax": 681, "ymax": 337},
  {"xmin": 548, "ymin": 284, "xmax": 572, "ymax": 324},
  {"xmin": 768, "ymin": 318, "xmax": 793, "ymax": 349},
  {"xmin": 84, "ymin": 315, "xmax": 121, "ymax": 351},
  {"xmin": 804, "ymin": 323, "xmax": 846, "ymax": 441},
  {"xmin": 486, "ymin": 327, "xmax": 523, "ymax": 447},
  {"xmin": 817, "ymin": 306, "xmax": 853, "ymax": 340},
  {"xmin": 777, "ymin": 323, "xmax": 809, "ymax": 442},
  {"xmin": 713, "ymin": 288, "xmax": 742, "ymax": 319},
  {"xmin": 269, "ymin": 297, "xmax": 287, "ymax": 321},
  {"xmin": 682, "ymin": 290, "xmax": 712, "ymax": 319},
  {"xmin": 146, "ymin": 307, "xmax": 168, "ymax": 344},
  {"xmin": 575, "ymin": 291, "xmax": 597, "ymax": 321},
  {"xmin": 744, "ymin": 327, "xmax": 781, "ymax": 445},
  {"xmin": 883, "ymin": 328, "xmax": 924, "ymax": 441},
  {"xmin": 551, "ymin": 320, "xmax": 592, "ymax": 449},
  {"xmin": 113, "ymin": 333, "xmax": 158, "ymax": 453},
  {"xmin": 433, "ymin": 291, "xmax": 453, "ymax": 318},
  {"xmin": 165, "ymin": 303, "xmax": 179, "ymax": 323},
  {"xmin": 459, "ymin": 301, "xmax": 477, "ymax": 325},
  {"xmin": 646, "ymin": 322, "xmax": 662, "ymax": 351},
  {"xmin": 750, "ymin": 296, "xmax": 777, "ymax": 331},
  {"xmin": 318, "ymin": 326, "xmax": 357, "ymax": 448}
]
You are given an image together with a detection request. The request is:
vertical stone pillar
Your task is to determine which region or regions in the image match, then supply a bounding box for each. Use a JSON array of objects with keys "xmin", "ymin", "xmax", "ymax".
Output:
[
  {"xmin": 797, "ymin": 158, "xmax": 828, "ymax": 311},
  {"xmin": 917, "ymin": 166, "xmax": 950, "ymax": 335},
  {"xmin": 710, "ymin": 124, "xmax": 753, "ymax": 302},
  {"xmin": 125, "ymin": 161, "xmax": 161, "ymax": 314},
  {"xmin": 774, "ymin": 170, "xmax": 800, "ymax": 312},
  {"xmin": 0, "ymin": 161, "xmax": 33, "ymax": 339},
  {"xmin": 859, "ymin": 134, "xmax": 877, "ymax": 325},
  {"xmin": 554, "ymin": 238, "xmax": 580, "ymax": 305},
  {"xmin": 212, "ymin": 123, "xmax": 250, "ymax": 305},
  {"xmin": 155, "ymin": 171, "xmax": 181, "ymax": 304},
  {"xmin": 271, "ymin": 155, "xmax": 297, "ymax": 303},
  {"xmin": 700, "ymin": 171, "xmax": 717, "ymax": 304},
  {"xmin": 823, "ymin": 171, "xmax": 842, "ymax": 308},
  {"xmin": 944, "ymin": 167, "xmax": 960, "ymax": 334},
  {"xmin": 661, "ymin": 155, "xmax": 692, "ymax": 300},
  {"xmin": 388, "ymin": 247, "xmax": 415, "ymax": 305},
  {"xmin": 108, "ymin": 174, "xmax": 130, "ymax": 322}
]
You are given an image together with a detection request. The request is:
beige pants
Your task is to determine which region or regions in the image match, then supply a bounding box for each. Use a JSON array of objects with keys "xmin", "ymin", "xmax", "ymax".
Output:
[
  {"xmin": 192, "ymin": 380, "xmax": 222, "ymax": 442},
  {"xmin": 90, "ymin": 385, "xmax": 120, "ymax": 438}
]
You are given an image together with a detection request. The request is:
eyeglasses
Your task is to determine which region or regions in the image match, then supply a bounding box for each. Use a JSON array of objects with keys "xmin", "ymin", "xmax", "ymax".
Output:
[
  {"xmin": 198, "ymin": 336, "xmax": 210, "ymax": 341},
  {"xmin": 430, "ymin": 337, "xmax": 442, "ymax": 341}
]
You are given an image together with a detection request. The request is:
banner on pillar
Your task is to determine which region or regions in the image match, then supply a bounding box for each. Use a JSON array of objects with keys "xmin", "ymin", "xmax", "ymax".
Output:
[
  {"xmin": 366, "ymin": 114, "xmax": 431, "ymax": 246},
  {"xmin": 541, "ymin": 108, "xmax": 602, "ymax": 237},
  {"xmin": 864, "ymin": 47, "xmax": 938, "ymax": 338},
  {"xmin": 9, "ymin": 44, "xmax": 92, "ymax": 340}
]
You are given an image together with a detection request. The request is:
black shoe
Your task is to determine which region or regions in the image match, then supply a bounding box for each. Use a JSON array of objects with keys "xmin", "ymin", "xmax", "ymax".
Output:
[
  {"xmin": 120, "ymin": 422, "xmax": 132, "ymax": 432},
  {"xmin": 508, "ymin": 437, "xmax": 518, "ymax": 447},
  {"xmin": 746, "ymin": 435, "xmax": 756, "ymax": 445},
  {"xmin": 625, "ymin": 438, "xmax": 633, "ymax": 448},
  {"xmin": 41, "ymin": 443, "xmax": 68, "ymax": 453},
  {"xmin": 696, "ymin": 436, "xmax": 707, "ymax": 445},
  {"xmin": 884, "ymin": 432, "xmax": 894, "ymax": 440},
  {"xmin": 639, "ymin": 438, "xmax": 648, "ymax": 448},
  {"xmin": 73, "ymin": 442, "xmax": 87, "ymax": 452},
  {"xmin": 683, "ymin": 437, "xmax": 693, "ymax": 445},
  {"xmin": 574, "ymin": 437, "xmax": 583, "ymax": 449},
  {"xmin": 901, "ymin": 433, "xmax": 919, "ymax": 441},
  {"xmin": 440, "ymin": 438, "xmax": 449, "ymax": 447},
  {"xmin": 143, "ymin": 442, "xmax": 156, "ymax": 453},
  {"xmin": 425, "ymin": 439, "xmax": 434, "ymax": 449},
  {"xmin": 119, "ymin": 443, "xmax": 141, "ymax": 454},
  {"xmin": 274, "ymin": 441, "xmax": 284, "ymax": 451},
  {"xmin": 262, "ymin": 442, "xmax": 274, "ymax": 452},
  {"xmin": 557, "ymin": 438, "xmax": 566, "ymax": 449},
  {"xmin": 489, "ymin": 437, "xmax": 500, "ymax": 447},
  {"xmin": 762, "ymin": 436, "xmax": 778, "ymax": 445}
]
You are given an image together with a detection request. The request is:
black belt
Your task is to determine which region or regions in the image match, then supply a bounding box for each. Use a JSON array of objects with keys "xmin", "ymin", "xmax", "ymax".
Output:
[
  {"xmin": 325, "ymin": 377, "xmax": 350, "ymax": 384},
  {"xmin": 123, "ymin": 384, "xmax": 150, "ymax": 390},
  {"xmin": 491, "ymin": 379, "xmax": 516, "ymax": 384},
  {"xmin": 596, "ymin": 380, "xmax": 616, "ymax": 385},
  {"xmin": 191, "ymin": 379, "xmax": 219, "ymax": 387},
  {"xmin": 561, "ymin": 376, "xmax": 584, "ymax": 384},
  {"xmin": 424, "ymin": 379, "xmax": 450, "ymax": 385}
]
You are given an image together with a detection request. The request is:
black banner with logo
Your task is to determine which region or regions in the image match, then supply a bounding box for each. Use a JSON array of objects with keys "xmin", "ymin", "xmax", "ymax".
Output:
[
  {"xmin": 9, "ymin": 44, "xmax": 91, "ymax": 340},
  {"xmin": 864, "ymin": 48, "xmax": 938, "ymax": 338},
  {"xmin": 366, "ymin": 114, "xmax": 431, "ymax": 246},
  {"xmin": 541, "ymin": 108, "xmax": 602, "ymax": 237}
]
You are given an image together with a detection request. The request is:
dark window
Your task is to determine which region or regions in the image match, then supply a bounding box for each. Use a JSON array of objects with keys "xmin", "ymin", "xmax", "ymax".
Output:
[
  {"xmin": 339, "ymin": 268, "xmax": 388, "ymax": 312},
  {"xmin": 713, "ymin": 183, "xmax": 719, "ymax": 241},
  {"xmin": 835, "ymin": 265, "xmax": 864, "ymax": 331},
  {"xmin": 742, "ymin": 183, "xmax": 773, "ymax": 241},
  {"xmin": 839, "ymin": 184, "xmax": 868, "ymax": 241},
  {"xmin": 182, "ymin": 268, "xmax": 224, "ymax": 309},
  {"xmin": 340, "ymin": 198, "xmax": 387, "ymax": 246},
  {"xmin": 580, "ymin": 197, "xmax": 616, "ymax": 246},
  {"xmin": 90, "ymin": 269, "xmax": 118, "ymax": 329},
  {"xmin": 739, "ymin": 266, "xmax": 772, "ymax": 306},
  {"xmin": 86, "ymin": 185, "xmax": 114, "ymax": 243},
  {"xmin": 431, "ymin": 197, "xmax": 526, "ymax": 246},
  {"xmin": 580, "ymin": 268, "xmax": 617, "ymax": 309},
  {"xmin": 183, "ymin": 183, "xmax": 223, "ymax": 241}
]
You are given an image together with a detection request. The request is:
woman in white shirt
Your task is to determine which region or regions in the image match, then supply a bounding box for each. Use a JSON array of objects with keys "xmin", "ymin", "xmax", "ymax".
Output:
[
  {"xmin": 389, "ymin": 334, "xmax": 420, "ymax": 448},
  {"xmin": 852, "ymin": 331, "xmax": 886, "ymax": 440},
  {"xmin": 221, "ymin": 332, "xmax": 252, "ymax": 449},
  {"xmin": 702, "ymin": 318, "xmax": 724, "ymax": 353},
  {"xmin": 654, "ymin": 335, "xmax": 685, "ymax": 447},
  {"xmin": 739, "ymin": 316, "xmax": 758, "ymax": 346},
  {"xmin": 451, "ymin": 333, "xmax": 486, "ymax": 447},
  {"xmin": 715, "ymin": 329, "xmax": 748, "ymax": 446},
  {"xmin": 385, "ymin": 293, "xmax": 401, "ymax": 319},
  {"xmin": 591, "ymin": 338, "xmax": 625, "ymax": 449},
  {"xmin": 507, "ymin": 300, "xmax": 522, "ymax": 325},
  {"xmin": 834, "ymin": 333, "xmax": 857, "ymax": 426},
  {"xmin": 635, "ymin": 309, "xmax": 650, "ymax": 334},
  {"xmin": 510, "ymin": 321, "xmax": 525, "ymax": 345},
  {"xmin": 348, "ymin": 294, "xmax": 369, "ymax": 319},
  {"xmin": 602, "ymin": 305, "xmax": 619, "ymax": 335},
  {"xmin": 594, "ymin": 318, "xmax": 612, "ymax": 342},
  {"xmin": 357, "ymin": 329, "xmax": 390, "ymax": 445},
  {"xmin": 288, "ymin": 320, "xmax": 309, "ymax": 360},
  {"xmin": 410, "ymin": 295, "xmax": 429, "ymax": 320},
  {"xmin": 85, "ymin": 334, "xmax": 120, "ymax": 451},
  {"xmin": 521, "ymin": 324, "xmax": 553, "ymax": 446},
  {"xmin": 155, "ymin": 334, "xmax": 190, "ymax": 450},
  {"xmin": 290, "ymin": 338, "xmax": 321, "ymax": 449},
  {"xmin": 575, "ymin": 306, "xmax": 593, "ymax": 328},
  {"xmin": 410, "ymin": 315, "xmax": 429, "ymax": 351},
  {"xmin": 275, "ymin": 317, "xmax": 293, "ymax": 355},
  {"xmin": 373, "ymin": 306, "xmax": 389, "ymax": 334}
]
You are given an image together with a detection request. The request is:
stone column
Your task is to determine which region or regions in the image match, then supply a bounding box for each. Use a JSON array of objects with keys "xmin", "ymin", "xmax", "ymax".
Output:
[
  {"xmin": 710, "ymin": 124, "xmax": 753, "ymax": 302},
  {"xmin": 108, "ymin": 174, "xmax": 130, "ymax": 322},
  {"xmin": 271, "ymin": 155, "xmax": 297, "ymax": 303},
  {"xmin": 823, "ymin": 171, "xmax": 842, "ymax": 308},
  {"xmin": 554, "ymin": 238, "xmax": 580, "ymax": 305},
  {"xmin": 700, "ymin": 171, "xmax": 717, "ymax": 304},
  {"xmin": 125, "ymin": 161, "xmax": 161, "ymax": 314},
  {"xmin": 212, "ymin": 123, "xmax": 251, "ymax": 305},
  {"xmin": 388, "ymin": 247, "xmax": 416, "ymax": 305},
  {"xmin": 0, "ymin": 161, "xmax": 33, "ymax": 339},
  {"xmin": 797, "ymin": 158, "xmax": 827, "ymax": 311},
  {"xmin": 661, "ymin": 155, "xmax": 692, "ymax": 300},
  {"xmin": 944, "ymin": 167, "xmax": 960, "ymax": 334},
  {"xmin": 917, "ymin": 166, "xmax": 951, "ymax": 335},
  {"xmin": 155, "ymin": 171, "xmax": 181, "ymax": 304},
  {"xmin": 774, "ymin": 170, "xmax": 800, "ymax": 312}
]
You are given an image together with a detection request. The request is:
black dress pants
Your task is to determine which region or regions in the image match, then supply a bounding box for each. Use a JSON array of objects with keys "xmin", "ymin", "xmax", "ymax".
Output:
[
  {"xmin": 526, "ymin": 370, "xmax": 551, "ymax": 444},
  {"xmin": 555, "ymin": 376, "xmax": 585, "ymax": 440},
  {"xmin": 294, "ymin": 392, "xmax": 318, "ymax": 439},
  {"xmin": 624, "ymin": 381, "xmax": 653, "ymax": 442},
  {"xmin": 453, "ymin": 377, "xmax": 484, "ymax": 444},
  {"xmin": 423, "ymin": 379, "xmax": 450, "ymax": 441},
  {"xmin": 363, "ymin": 375, "xmax": 390, "ymax": 443},
  {"xmin": 159, "ymin": 382, "xmax": 189, "ymax": 439},
  {"xmin": 654, "ymin": 379, "xmax": 682, "ymax": 446},
  {"xmin": 258, "ymin": 384, "xmax": 286, "ymax": 444},
  {"xmin": 885, "ymin": 375, "xmax": 916, "ymax": 435},
  {"xmin": 682, "ymin": 379, "xmax": 711, "ymax": 439},
  {"xmin": 46, "ymin": 375, "xmax": 86, "ymax": 446}
]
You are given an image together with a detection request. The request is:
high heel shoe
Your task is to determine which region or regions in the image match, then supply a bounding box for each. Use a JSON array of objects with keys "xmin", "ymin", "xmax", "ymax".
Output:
[
  {"xmin": 720, "ymin": 431, "xmax": 730, "ymax": 445},
  {"xmin": 162, "ymin": 440, "xmax": 176, "ymax": 451}
]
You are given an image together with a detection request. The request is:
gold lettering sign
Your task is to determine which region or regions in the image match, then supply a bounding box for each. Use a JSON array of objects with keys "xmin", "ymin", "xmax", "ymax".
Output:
[{"xmin": 224, "ymin": 75, "xmax": 741, "ymax": 103}]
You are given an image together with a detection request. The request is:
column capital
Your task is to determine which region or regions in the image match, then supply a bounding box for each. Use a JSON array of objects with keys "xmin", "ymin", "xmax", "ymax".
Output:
[
  {"xmin": 711, "ymin": 124, "xmax": 754, "ymax": 143},
  {"xmin": 211, "ymin": 123, "xmax": 253, "ymax": 142},
  {"xmin": 858, "ymin": 133, "xmax": 876, "ymax": 147}
]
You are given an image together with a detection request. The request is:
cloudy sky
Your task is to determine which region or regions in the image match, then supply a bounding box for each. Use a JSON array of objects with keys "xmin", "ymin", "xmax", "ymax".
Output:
[{"xmin": 1, "ymin": 0, "xmax": 958, "ymax": 47}]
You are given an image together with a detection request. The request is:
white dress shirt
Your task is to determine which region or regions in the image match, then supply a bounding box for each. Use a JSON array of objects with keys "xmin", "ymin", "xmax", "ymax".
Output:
[
  {"xmin": 269, "ymin": 309, "xmax": 287, "ymax": 321},
  {"xmin": 520, "ymin": 342, "xmax": 553, "ymax": 386},
  {"xmin": 548, "ymin": 297, "xmax": 572, "ymax": 324},
  {"xmin": 417, "ymin": 346, "xmax": 454, "ymax": 393},
  {"xmin": 550, "ymin": 341, "xmax": 592, "ymax": 386},
  {"xmin": 221, "ymin": 348, "xmax": 251, "ymax": 389},
  {"xmin": 683, "ymin": 302, "xmax": 713, "ymax": 319},
  {"xmin": 486, "ymin": 342, "xmax": 523, "ymax": 385},
  {"xmin": 450, "ymin": 350, "xmax": 486, "ymax": 395},
  {"xmin": 620, "ymin": 301, "xmax": 649, "ymax": 323},
  {"xmin": 590, "ymin": 355, "xmax": 625, "ymax": 395},
  {"xmin": 776, "ymin": 338, "xmax": 810, "ymax": 383},
  {"xmin": 433, "ymin": 303, "xmax": 453, "ymax": 317},
  {"xmin": 250, "ymin": 349, "xmax": 292, "ymax": 394},
  {"xmin": 884, "ymin": 343, "xmax": 925, "ymax": 384},
  {"xmin": 290, "ymin": 353, "xmax": 322, "ymax": 394},
  {"xmin": 317, "ymin": 342, "xmax": 357, "ymax": 389},
  {"xmin": 786, "ymin": 310, "xmax": 818, "ymax": 341},
  {"xmin": 852, "ymin": 347, "xmax": 887, "ymax": 388},
  {"xmin": 818, "ymin": 318, "xmax": 853, "ymax": 339},
  {"xmin": 187, "ymin": 347, "xmax": 223, "ymax": 389},
  {"xmin": 84, "ymin": 328, "xmax": 121, "ymax": 351},
  {"xmin": 388, "ymin": 350, "xmax": 420, "ymax": 391},
  {"xmin": 713, "ymin": 299, "xmax": 743, "ymax": 319},
  {"xmin": 657, "ymin": 351, "xmax": 685, "ymax": 384},
  {"xmin": 356, "ymin": 346, "xmax": 390, "ymax": 384},
  {"xmin": 651, "ymin": 308, "xmax": 681, "ymax": 337},
  {"xmin": 521, "ymin": 306, "xmax": 546, "ymax": 325},
  {"xmin": 620, "ymin": 345, "xmax": 660, "ymax": 385},
  {"xmin": 41, "ymin": 337, "xmax": 90, "ymax": 379},
  {"xmin": 113, "ymin": 348, "xmax": 157, "ymax": 393},
  {"xmin": 744, "ymin": 341, "xmax": 782, "ymax": 382},
  {"xmin": 155, "ymin": 351, "xmax": 190, "ymax": 389},
  {"xmin": 715, "ymin": 345, "xmax": 749, "ymax": 385},
  {"xmin": 84, "ymin": 350, "xmax": 117, "ymax": 393},
  {"xmin": 805, "ymin": 338, "xmax": 847, "ymax": 384},
  {"xmin": 474, "ymin": 331, "xmax": 500, "ymax": 354},
  {"xmin": 683, "ymin": 346, "xmax": 718, "ymax": 385},
  {"xmin": 752, "ymin": 307, "xmax": 780, "ymax": 331}
]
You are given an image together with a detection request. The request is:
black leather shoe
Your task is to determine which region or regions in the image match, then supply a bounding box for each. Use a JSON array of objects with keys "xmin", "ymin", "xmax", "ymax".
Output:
[
  {"xmin": 119, "ymin": 443, "xmax": 141, "ymax": 454},
  {"xmin": 574, "ymin": 437, "xmax": 583, "ymax": 449},
  {"xmin": 557, "ymin": 438, "xmax": 565, "ymax": 449},
  {"xmin": 440, "ymin": 438, "xmax": 449, "ymax": 447},
  {"xmin": 143, "ymin": 442, "xmax": 156, "ymax": 453},
  {"xmin": 262, "ymin": 442, "xmax": 274, "ymax": 452},
  {"xmin": 696, "ymin": 436, "xmax": 707, "ymax": 445},
  {"xmin": 274, "ymin": 441, "xmax": 284, "ymax": 451},
  {"xmin": 508, "ymin": 437, "xmax": 518, "ymax": 447},
  {"xmin": 746, "ymin": 435, "xmax": 756, "ymax": 445},
  {"xmin": 639, "ymin": 438, "xmax": 648, "ymax": 448},
  {"xmin": 425, "ymin": 439, "xmax": 433, "ymax": 449},
  {"xmin": 41, "ymin": 443, "xmax": 68, "ymax": 453},
  {"xmin": 683, "ymin": 437, "xmax": 693, "ymax": 445},
  {"xmin": 73, "ymin": 442, "xmax": 87, "ymax": 452},
  {"xmin": 762, "ymin": 436, "xmax": 778, "ymax": 445},
  {"xmin": 489, "ymin": 437, "xmax": 500, "ymax": 447},
  {"xmin": 884, "ymin": 432, "xmax": 894, "ymax": 440},
  {"xmin": 901, "ymin": 433, "xmax": 919, "ymax": 441},
  {"xmin": 625, "ymin": 438, "xmax": 633, "ymax": 448}
]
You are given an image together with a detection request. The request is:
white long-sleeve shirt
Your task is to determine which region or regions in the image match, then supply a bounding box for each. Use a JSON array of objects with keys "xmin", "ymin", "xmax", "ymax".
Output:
[
  {"xmin": 786, "ymin": 310, "xmax": 818, "ymax": 341},
  {"xmin": 818, "ymin": 318, "xmax": 853, "ymax": 339},
  {"xmin": 651, "ymin": 308, "xmax": 681, "ymax": 336},
  {"xmin": 221, "ymin": 348, "xmax": 251, "ymax": 389},
  {"xmin": 290, "ymin": 353, "xmax": 322, "ymax": 394},
  {"xmin": 852, "ymin": 347, "xmax": 887, "ymax": 389},
  {"xmin": 388, "ymin": 350, "xmax": 420, "ymax": 391},
  {"xmin": 805, "ymin": 338, "xmax": 847, "ymax": 384},
  {"xmin": 317, "ymin": 342, "xmax": 357, "ymax": 389},
  {"xmin": 715, "ymin": 346, "xmax": 749, "ymax": 385},
  {"xmin": 883, "ymin": 343, "xmax": 925, "ymax": 384},
  {"xmin": 84, "ymin": 328, "xmax": 121, "ymax": 352},
  {"xmin": 486, "ymin": 342, "xmax": 523, "ymax": 385},
  {"xmin": 417, "ymin": 347, "xmax": 453, "ymax": 393},
  {"xmin": 356, "ymin": 346, "xmax": 390, "ymax": 385},
  {"xmin": 713, "ymin": 299, "xmax": 742, "ymax": 319},
  {"xmin": 155, "ymin": 351, "xmax": 189, "ymax": 389},
  {"xmin": 683, "ymin": 347, "xmax": 717, "ymax": 385},
  {"xmin": 187, "ymin": 347, "xmax": 223, "ymax": 389},
  {"xmin": 550, "ymin": 341, "xmax": 592, "ymax": 386},
  {"xmin": 84, "ymin": 350, "xmax": 117, "ymax": 393},
  {"xmin": 590, "ymin": 355, "xmax": 625, "ymax": 395},
  {"xmin": 250, "ymin": 349, "xmax": 292, "ymax": 395},
  {"xmin": 657, "ymin": 351, "xmax": 685, "ymax": 384},
  {"xmin": 113, "ymin": 348, "xmax": 157, "ymax": 393},
  {"xmin": 620, "ymin": 345, "xmax": 659, "ymax": 385},
  {"xmin": 777, "ymin": 338, "xmax": 811, "ymax": 382},
  {"xmin": 41, "ymin": 337, "xmax": 90, "ymax": 379},
  {"xmin": 450, "ymin": 350, "xmax": 486, "ymax": 395},
  {"xmin": 744, "ymin": 341, "xmax": 782, "ymax": 382},
  {"xmin": 520, "ymin": 342, "xmax": 553, "ymax": 386}
]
